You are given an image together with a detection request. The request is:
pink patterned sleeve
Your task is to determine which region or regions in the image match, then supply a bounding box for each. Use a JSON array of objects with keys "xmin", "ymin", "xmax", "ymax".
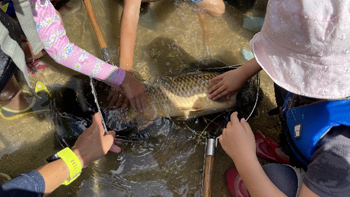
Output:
[{"xmin": 29, "ymin": 0, "xmax": 125, "ymax": 86}]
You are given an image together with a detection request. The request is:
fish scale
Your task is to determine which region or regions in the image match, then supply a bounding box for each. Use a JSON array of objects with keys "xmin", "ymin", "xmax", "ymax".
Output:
[{"xmin": 103, "ymin": 71, "xmax": 237, "ymax": 130}]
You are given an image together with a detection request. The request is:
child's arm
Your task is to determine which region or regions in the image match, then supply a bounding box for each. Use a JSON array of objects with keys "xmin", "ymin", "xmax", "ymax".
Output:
[
  {"xmin": 30, "ymin": 0, "xmax": 146, "ymax": 111},
  {"xmin": 220, "ymin": 112, "xmax": 319, "ymax": 197},
  {"xmin": 32, "ymin": 0, "xmax": 125, "ymax": 86},
  {"xmin": 0, "ymin": 113, "xmax": 117, "ymax": 196},
  {"xmin": 208, "ymin": 58, "xmax": 261, "ymax": 100},
  {"xmin": 219, "ymin": 112, "xmax": 286, "ymax": 196},
  {"xmin": 38, "ymin": 113, "xmax": 118, "ymax": 194},
  {"xmin": 119, "ymin": 0, "xmax": 142, "ymax": 71}
]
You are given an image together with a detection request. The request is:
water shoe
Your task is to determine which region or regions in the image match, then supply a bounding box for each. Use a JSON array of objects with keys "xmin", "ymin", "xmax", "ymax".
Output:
[
  {"xmin": 255, "ymin": 130, "xmax": 290, "ymax": 164},
  {"xmin": 0, "ymin": 81, "xmax": 51, "ymax": 120},
  {"xmin": 225, "ymin": 168, "xmax": 250, "ymax": 197}
]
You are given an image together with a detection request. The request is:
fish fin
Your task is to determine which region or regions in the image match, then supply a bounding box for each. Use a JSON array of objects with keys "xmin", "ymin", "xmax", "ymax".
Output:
[
  {"xmin": 191, "ymin": 98, "xmax": 206, "ymax": 111},
  {"xmin": 136, "ymin": 115, "xmax": 155, "ymax": 131},
  {"xmin": 137, "ymin": 120, "xmax": 154, "ymax": 131},
  {"xmin": 136, "ymin": 106, "xmax": 157, "ymax": 130},
  {"xmin": 192, "ymin": 105, "xmax": 204, "ymax": 111},
  {"xmin": 176, "ymin": 100, "xmax": 205, "ymax": 119},
  {"xmin": 177, "ymin": 101, "xmax": 205, "ymax": 112},
  {"xmin": 176, "ymin": 112, "xmax": 189, "ymax": 120},
  {"xmin": 175, "ymin": 108, "xmax": 200, "ymax": 114},
  {"xmin": 178, "ymin": 106, "xmax": 190, "ymax": 111}
]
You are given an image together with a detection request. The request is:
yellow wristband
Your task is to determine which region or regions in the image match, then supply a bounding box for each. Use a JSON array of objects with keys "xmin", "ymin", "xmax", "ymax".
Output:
[{"xmin": 57, "ymin": 147, "xmax": 82, "ymax": 185}]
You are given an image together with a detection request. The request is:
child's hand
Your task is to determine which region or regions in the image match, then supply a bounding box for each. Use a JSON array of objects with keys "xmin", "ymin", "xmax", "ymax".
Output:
[
  {"xmin": 219, "ymin": 112, "xmax": 256, "ymax": 163},
  {"xmin": 72, "ymin": 113, "xmax": 120, "ymax": 168},
  {"xmin": 107, "ymin": 87, "xmax": 129, "ymax": 109},
  {"xmin": 119, "ymin": 72, "xmax": 147, "ymax": 112},
  {"xmin": 208, "ymin": 69, "xmax": 247, "ymax": 100}
]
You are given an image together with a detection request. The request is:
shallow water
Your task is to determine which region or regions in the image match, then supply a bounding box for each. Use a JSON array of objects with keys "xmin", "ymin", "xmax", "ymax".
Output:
[{"xmin": 0, "ymin": 0, "xmax": 282, "ymax": 196}]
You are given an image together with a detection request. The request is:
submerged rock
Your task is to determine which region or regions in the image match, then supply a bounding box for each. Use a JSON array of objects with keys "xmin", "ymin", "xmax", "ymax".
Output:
[{"xmin": 242, "ymin": 17, "xmax": 264, "ymax": 32}]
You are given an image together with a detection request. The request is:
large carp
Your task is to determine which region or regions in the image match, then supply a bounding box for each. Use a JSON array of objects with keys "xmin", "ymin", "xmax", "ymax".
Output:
[
  {"xmin": 51, "ymin": 66, "xmax": 258, "ymax": 146},
  {"xmin": 101, "ymin": 71, "xmax": 237, "ymax": 131}
]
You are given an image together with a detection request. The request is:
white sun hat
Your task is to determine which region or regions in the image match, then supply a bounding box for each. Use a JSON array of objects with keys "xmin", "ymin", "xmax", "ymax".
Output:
[{"xmin": 250, "ymin": 0, "xmax": 350, "ymax": 99}]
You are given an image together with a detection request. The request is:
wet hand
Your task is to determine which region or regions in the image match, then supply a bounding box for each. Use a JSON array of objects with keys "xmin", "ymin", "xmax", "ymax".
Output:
[
  {"xmin": 208, "ymin": 69, "xmax": 246, "ymax": 101},
  {"xmin": 72, "ymin": 113, "xmax": 121, "ymax": 168},
  {"xmin": 119, "ymin": 72, "xmax": 147, "ymax": 112},
  {"xmin": 107, "ymin": 87, "xmax": 130, "ymax": 109},
  {"xmin": 219, "ymin": 112, "xmax": 256, "ymax": 162}
]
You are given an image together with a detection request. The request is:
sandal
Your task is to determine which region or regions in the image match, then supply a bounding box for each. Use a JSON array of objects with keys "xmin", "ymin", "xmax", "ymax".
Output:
[
  {"xmin": 226, "ymin": 168, "xmax": 250, "ymax": 197},
  {"xmin": 27, "ymin": 60, "xmax": 48, "ymax": 76},
  {"xmin": 255, "ymin": 130, "xmax": 290, "ymax": 164},
  {"xmin": 0, "ymin": 81, "xmax": 51, "ymax": 120}
]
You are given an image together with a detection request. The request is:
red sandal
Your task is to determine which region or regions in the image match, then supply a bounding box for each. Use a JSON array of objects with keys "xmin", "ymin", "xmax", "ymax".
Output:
[
  {"xmin": 27, "ymin": 60, "xmax": 48, "ymax": 76},
  {"xmin": 226, "ymin": 168, "xmax": 250, "ymax": 197},
  {"xmin": 254, "ymin": 130, "xmax": 290, "ymax": 164}
]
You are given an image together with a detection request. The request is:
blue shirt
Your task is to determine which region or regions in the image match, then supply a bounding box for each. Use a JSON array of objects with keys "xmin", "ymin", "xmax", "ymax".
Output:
[{"xmin": 0, "ymin": 170, "xmax": 45, "ymax": 197}]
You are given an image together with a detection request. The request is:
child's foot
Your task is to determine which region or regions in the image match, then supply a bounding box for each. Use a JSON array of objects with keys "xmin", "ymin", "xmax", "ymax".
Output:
[
  {"xmin": 0, "ymin": 81, "xmax": 51, "ymax": 120},
  {"xmin": 226, "ymin": 168, "xmax": 250, "ymax": 197},
  {"xmin": 0, "ymin": 90, "xmax": 35, "ymax": 112},
  {"xmin": 255, "ymin": 130, "xmax": 290, "ymax": 164}
]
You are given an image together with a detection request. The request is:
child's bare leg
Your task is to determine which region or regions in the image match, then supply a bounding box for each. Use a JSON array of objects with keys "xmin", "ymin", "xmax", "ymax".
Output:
[
  {"xmin": 0, "ymin": 76, "xmax": 20, "ymax": 101},
  {"xmin": 194, "ymin": 0, "xmax": 225, "ymax": 17},
  {"xmin": 21, "ymin": 41, "xmax": 45, "ymax": 63},
  {"xmin": 0, "ymin": 76, "xmax": 33, "ymax": 111}
]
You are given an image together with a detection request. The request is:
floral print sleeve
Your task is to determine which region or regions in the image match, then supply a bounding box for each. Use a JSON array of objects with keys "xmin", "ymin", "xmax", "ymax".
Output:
[{"xmin": 29, "ymin": 0, "xmax": 125, "ymax": 86}]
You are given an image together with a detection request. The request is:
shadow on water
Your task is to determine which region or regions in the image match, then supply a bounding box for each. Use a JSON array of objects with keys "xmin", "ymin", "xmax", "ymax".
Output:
[
  {"xmin": 150, "ymin": 0, "xmax": 178, "ymax": 23},
  {"xmin": 143, "ymin": 37, "xmax": 197, "ymax": 78},
  {"xmin": 141, "ymin": 36, "xmax": 244, "ymax": 80},
  {"xmin": 138, "ymin": 0, "xmax": 178, "ymax": 30}
]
